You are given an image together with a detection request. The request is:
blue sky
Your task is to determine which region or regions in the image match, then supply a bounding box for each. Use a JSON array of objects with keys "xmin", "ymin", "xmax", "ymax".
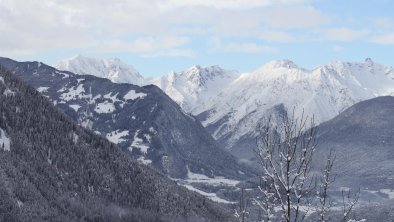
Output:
[{"xmin": 1, "ymin": 0, "xmax": 393, "ymax": 76}]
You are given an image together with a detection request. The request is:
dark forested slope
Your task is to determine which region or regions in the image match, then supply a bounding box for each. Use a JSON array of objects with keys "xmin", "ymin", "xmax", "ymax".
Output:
[
  {"xmin": 314, "ymin": 96, "xmax": 394, "ymax": 189},
  {"xmin": 0, "ymin": 66, "xmax": 234, "ymax": 222}
]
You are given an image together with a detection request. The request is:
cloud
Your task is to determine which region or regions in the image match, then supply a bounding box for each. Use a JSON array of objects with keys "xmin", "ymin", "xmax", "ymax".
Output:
[
  {"xmin": 260, "ymin": 5, "xmax": 330, "ymax": 29},
  {"xmin": 224, "ymin": 42, "xmax": 278, "ymax": 54},
  {"xmin": 0, "ymin": 0, "xmax": 94, "ymax": 56},
  {"xmin": 141, "ymin": 49, "xmax": 196, "ymax": 58},
  {"xmin": 99, "ymin": 36, "xmax": 194, "ymax": 57},
  {"xmin": 331, "ymin": 45, "xmax": 344, "ymax": 52},
  {"xmin": 373, "ymin": 17, "xmax": 392, "ymax": 30},
  {"xmin": 208, "ymin": 37, "xmax": 278, "ymax": 54},
  {"xmin": 370, "ymin": 33, "xmax": 394, "ymax": 44},
  {"xmin": 161, "ymin": 0, "xmax": 308, "ymax": 10},
  {"xmin": 0, "ymin": 0, "xmax": 391, "ymax": 60},
  {"xmin": 208, "ymin": 36, "xmax": 279, "ymax": 54},
  {"xmin": 321, "ymin": 28, "xmax": 370, "ymax": 41},
  {"xmin": 259, "ymin": 31, "xmax": 296, "ymax": 42}
]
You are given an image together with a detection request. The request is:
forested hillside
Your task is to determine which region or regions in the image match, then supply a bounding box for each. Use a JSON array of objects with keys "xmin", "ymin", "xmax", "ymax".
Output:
[{"xmin": 0, "ymin": 66, "xmax": 234, "ymax": 222}]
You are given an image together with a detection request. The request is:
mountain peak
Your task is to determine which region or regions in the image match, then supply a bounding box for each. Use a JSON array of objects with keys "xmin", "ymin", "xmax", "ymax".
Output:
[
  {"xmin": 264, "ymin": 59, "xmax": 300, "ymax": 70},
  {"xmin": 364, "ymin": 57, "xmax": 373, "ymax": 64},
  {"xmin": 54, "ymin": 55, "xmax": 144, "ymax": 85},
  {"xmin": 179, "ymin": 65, "xmax": 236, "ymax": 87}
]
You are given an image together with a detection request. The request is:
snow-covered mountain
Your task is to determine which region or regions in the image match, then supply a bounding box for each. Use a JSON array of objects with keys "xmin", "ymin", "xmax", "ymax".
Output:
[
  {"xmin": 55, "ymin": 55, "xmax": 238, "ymax": 112},
  {"xmin": 148, "ymin": 65, "xmax": 238, "ymax": 112},
  {"xmin": 193, "ymin": 58, "xmax": 394, "ymax": 164},
  {"xmin": 54, "ymin": 55, "xmax": 144, "ymax": 85},
  {"xmin": 54, "ymin": 55, "xmax": 394, "ymax": 166}
]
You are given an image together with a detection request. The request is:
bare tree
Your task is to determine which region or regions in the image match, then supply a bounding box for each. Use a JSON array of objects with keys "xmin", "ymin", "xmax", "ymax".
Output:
[
  {"xmin": 252, "ymin": 110, "xmax": 361, "ymax": 222},
  {"xmin": 254, "ymin": 111, "xmax": 319, "ymax": 221},
  {"xmin": 317, "ymin": 151, "xmax": 336, "ymax": 222},
  {"xmin": 235, "ymin": 188, "xmax": 248, "ymax": 222},
  {"xmin": 341, "ymin": 190, "xmax": 360, "ymax": 222}
]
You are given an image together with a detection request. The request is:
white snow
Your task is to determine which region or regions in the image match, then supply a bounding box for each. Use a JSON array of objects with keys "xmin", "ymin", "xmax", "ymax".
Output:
[
  {"xmin": 3, "ymin": 88, "xmax": 15, "ymax": 96},
  {"xmin": 137, "ymin": 156, "xmax": 152, "ymax": 165},
  {"xmin": 380, "ymin": 189, "xmax": 394, "ymax": 199},
  {"xmin": 37, "ymin": 87, "xmax": 49, "ymax": 92},
  {"xmin": 0, "ymin": 77, "xmax": 15, "ymax": 96},
  {"xmin": 123, "ymin": 90, "xmax": 146, "ymax": 101},
  {"xmin": 181, "ymin": 184, "xmax": 235, "ymax": 204},
  {"xmin": 59, "ymin": 84, "xmax": 85, "ymax": 102},
  {"xmin": 103, "ymin": 92, "xmax": 119, "ymax": 101},
  {"xmin": 16, "ymin": 200, "xmax": 23, "ymax": 207},
  {"xmin": 106, "ymin": 130, "xmax": 129, "ymax": 144},
  {"xmin": 0, "ymin": 128, "xmax": 11, "ymax": 151},
  {"xmin": 72, "ymin": 132, "xmax": 79, "ymax": 144},
  {"xmin": 94, "ymin": 101, "xmax": 115, "ymax": 113},
  {"xmin": 130, "ymin": 130, "xmax": 150, "ymax": 154},
  {"xmin": 147, "ymin": 65, "xmax": 238, "ymax": 112},
  {"xmin": 69, "ymin": 104, "xmax": 81, "ymax": 112},
  {"xmin": 185, "ymin": 166, "xmax": 240, "ymax": 186},
  {"xmin": 192, "ymin": 59, "xmax": 394, "ymax": 151},
  {"xmin": 81, "ymin": 119, "xmax": 93, "ymax": 129},
  {"xmin": 54, "ymin": 55, "xmax": 144, "ymax": 85}
]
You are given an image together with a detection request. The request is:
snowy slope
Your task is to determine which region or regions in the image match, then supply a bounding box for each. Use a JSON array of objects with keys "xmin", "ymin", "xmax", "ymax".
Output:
[
  {"xmin": 148, "ymin": 65, "xmax": 238, "ymax": 111},
  {"xmin": 193, "ymin": 58, "xmax": 394, "ymax": 164},
  {"xmin": 54, "ymin": 55, "xmax": 144, "ymax": 85}
]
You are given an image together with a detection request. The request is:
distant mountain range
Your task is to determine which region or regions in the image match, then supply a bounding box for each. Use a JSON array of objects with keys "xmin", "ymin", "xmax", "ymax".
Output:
[
  {"xmin": 55, "ymin": 55, "xmax": 394, "ymax": 166},
  {"xmin": 0, "ymin": 65, "xmax": 234, "ymax": 222}
]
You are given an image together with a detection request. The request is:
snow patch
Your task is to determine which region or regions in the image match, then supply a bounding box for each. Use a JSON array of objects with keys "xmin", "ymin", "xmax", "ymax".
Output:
[
  {"xmin": 3, "ymin": 88, "xmax": 15, "ymax": 96},
  {"xmin": 69, "ymin": 104, "xmax": 81, "ymax": 112},
  {"xmin": 94, "ymin": 101, "xmax": 115, "ymax": 113},
  {"xmin": 59, "ymin": 84, "xmax": 85, "ymax": 102},
  {"xmin": 181, "ymin": 184, "xmax": 235, "ymax": 204},
  {"xmin": 16, "ymin": 199, "xmax": 23, "ymax": 207},
  {"xmin": 37, "ymin": 87, "xmax": 49, "ymax": 92},
  {"xmin": 137, "ymin": 156, "xmax": 152, "ymax": 165},
  {"xmin": 186, "ymin": 166, "xmax": 239, "ymax": 186},
  {"xmin": 123, "ymin": 90, "xmax": 146, "ymax": 101},
  {"xmin": 106, "ymin": 130, "xmax": 129, "ymax": 144},
  {"xmin": 72, "ymin": 132, "xmax": 79, "ymax": 143},
  {"xmin": 130, "ymin": 130, "xmax": 150, "ymax": 154},
  {"xmin": 104, "ymin": 92, "xmax": 120, "ymax": 102},
  {"xmin": 0, "ymin": 128, "xmax": 11, "ymax": 151},
  {"xmin": 380, "ymin": 189, "xmax": 394, "ymax": 199}
]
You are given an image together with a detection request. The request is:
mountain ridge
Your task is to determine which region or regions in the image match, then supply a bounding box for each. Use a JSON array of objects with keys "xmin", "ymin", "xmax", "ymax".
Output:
[{"xmin": 54, "ymin": 55, "xmax": 394, "ymax": 167}]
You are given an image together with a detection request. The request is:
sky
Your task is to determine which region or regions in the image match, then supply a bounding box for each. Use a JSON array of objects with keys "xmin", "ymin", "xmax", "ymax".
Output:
[{"xmin": 0, "ymin": 0, "xmax": 393, "ymax": 76}]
